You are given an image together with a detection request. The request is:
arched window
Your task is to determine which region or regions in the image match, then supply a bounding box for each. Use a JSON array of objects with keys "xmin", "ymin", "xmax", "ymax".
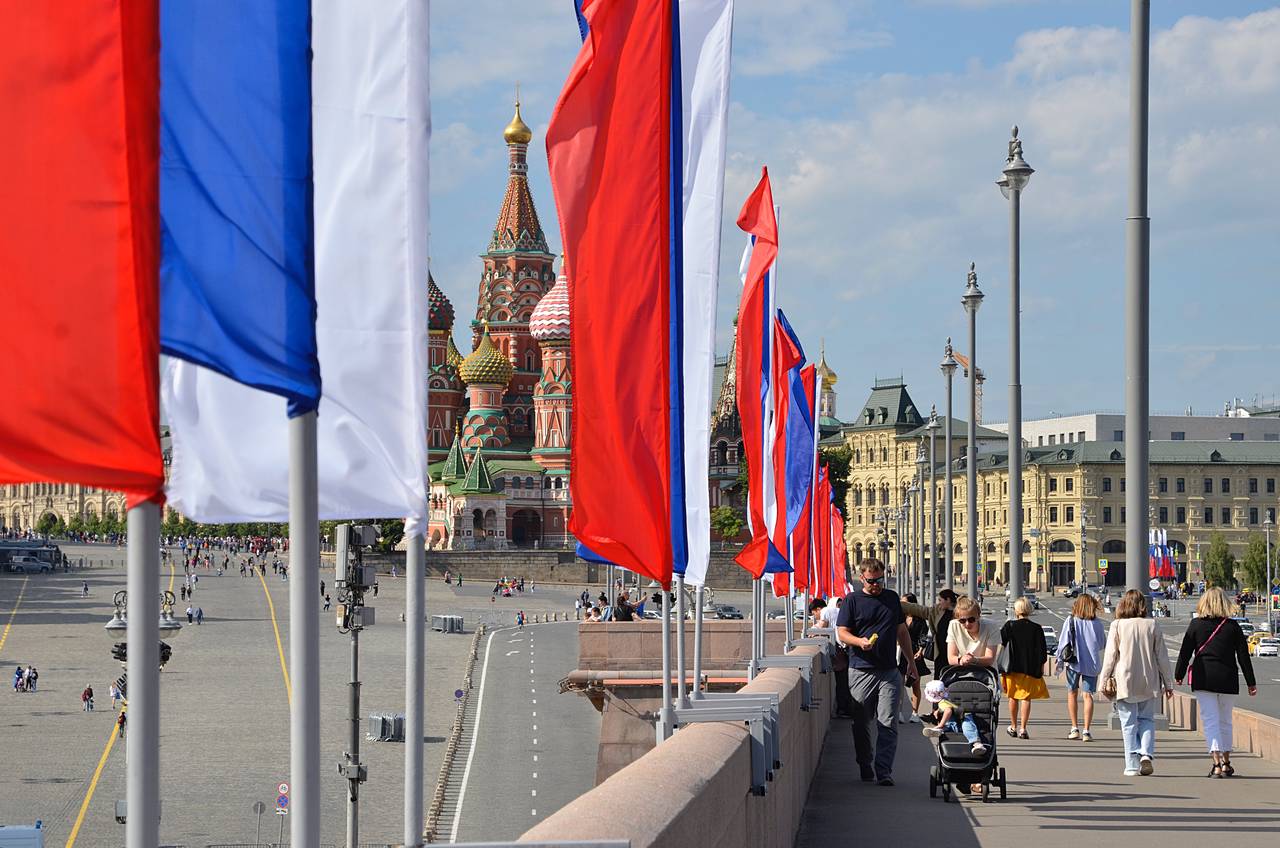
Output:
[
  {"xmin": 525, "ymin": 476, "xmax": 535, "ymax": 489},
  {"xmin": 853, "ymin": 486, "xmax": 862, "ymax": 507},
  {"xmin": 511, "ymin": 477, "xmax": 522, "ymax": 490},
  {"xmin": 525, "ymin": 351, "xmax": 535, "ymax": 371}
]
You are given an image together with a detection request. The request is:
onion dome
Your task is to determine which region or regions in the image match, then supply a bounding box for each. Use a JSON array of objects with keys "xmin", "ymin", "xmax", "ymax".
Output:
[
  {"xmin": 503, "ymin": 100, "xmax": 533, "ymax": 145},
  {"xmin": 445, "ymin": 335, "xmax": 464, "ymax": 370},
  {"xmin": 529, "ymin": 266, "xmax": 570, "ymax": 342},
  {"xmin": 817, "ymin": 341, "xmax": 838, "ymax": 388},
  {"xmin": 428, "ymin": 273, "xmax": 454, "ymax": 331},
  {"xmin": 458, "ymin": 324, "xmax": 514, "ymax": 386}
]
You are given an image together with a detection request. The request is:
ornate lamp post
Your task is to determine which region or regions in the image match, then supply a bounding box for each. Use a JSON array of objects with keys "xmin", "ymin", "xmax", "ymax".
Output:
[
  {"xmin": 941, "ymin": 342, "xmax": 958, "ymax": 590},
  {"xmin": 998, "ymin": 126, "xmax": 1034, "ymax": 613},
  {"xmin": 961, "ymin": 265, "xmax": 984, "ymax": 600}
]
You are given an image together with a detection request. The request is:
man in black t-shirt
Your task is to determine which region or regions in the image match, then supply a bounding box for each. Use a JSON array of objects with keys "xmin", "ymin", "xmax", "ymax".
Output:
[{"xmin": 836, "ymin": 558, "xmax": 918, "ymax": 786}]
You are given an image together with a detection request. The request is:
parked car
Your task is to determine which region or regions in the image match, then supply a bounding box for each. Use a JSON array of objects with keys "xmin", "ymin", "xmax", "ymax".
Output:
[
  {"xmin": 1021, "ymin": 592, "xmax": 1042, "ymax": 610},
  {"xmin": 1062, "ymin": 584, "xmax": 1096, "ymax": 598},
  {"xmin": 1248, "ymin": 631, "xmax": 1270, "ymax": 655},
  {"xmin": 714, "ymin": 605, "xmax": 744, "ymax": 620},
  {"xmin": 1042, "ymin": 624, "xmax": 1059, "ymax": 653},
  {"xmin": 1256, "ymin": 638, "xmax": 1280, "ymax": 658},
  {"xmin": 7, "ymin": 556, "xmax": 50, "ymax": 574},
  {"xmin": 1239, "ymin": 621, "xmax": 1257, "ymax": 638}
]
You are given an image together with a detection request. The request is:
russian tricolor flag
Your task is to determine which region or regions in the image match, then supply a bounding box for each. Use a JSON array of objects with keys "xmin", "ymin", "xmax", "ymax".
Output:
[{"xmin": 550, "ymin": 0, "xmax": 734, "ymax": 589}]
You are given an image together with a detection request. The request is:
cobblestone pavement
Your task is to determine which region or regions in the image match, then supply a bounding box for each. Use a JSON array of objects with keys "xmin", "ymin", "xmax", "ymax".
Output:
[{"xmin": 0, "ymin": 544, "xmax": 590, "ymax": 846}]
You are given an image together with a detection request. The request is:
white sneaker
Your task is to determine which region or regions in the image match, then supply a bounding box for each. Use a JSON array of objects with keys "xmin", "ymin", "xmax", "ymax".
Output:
[
  {"xmin": 1140, "ymin": 756, "xmax": 1154, "ymax": 776},
  {"xmin": 1123, "ymin": 768, "xmax": 1140, "ymax": 777},
  {"xmin": 1067, "ymin": 727, "xmax": 1081, "ymax": 740},
  {"xmin": 922, "ymin": 726, "xmax": 943, "ymax": 738},
  {"xmin": 1081, "ymin": 730, "xmax": 1094, "ymax": 742},
  {"xmin": 971, "ymin": 742, "xmax": 988, "ymax": 755},
  {"xmin": 908, "ymin": 714, "xmax": 922, "ymax": 724}
]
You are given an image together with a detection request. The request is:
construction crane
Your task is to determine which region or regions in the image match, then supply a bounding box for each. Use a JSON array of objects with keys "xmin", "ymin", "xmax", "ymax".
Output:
[{"xmin": 953, "ymin": 351, "xmax": 986, "ymax": 425}]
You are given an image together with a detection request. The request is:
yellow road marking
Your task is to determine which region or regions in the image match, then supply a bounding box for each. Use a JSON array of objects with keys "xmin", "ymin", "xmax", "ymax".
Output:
[
  {"xmin": 64, "ymin": 715, "xmax": 121, "ymax": 848},
  {"xmin": 0, "ymin": 575, "xmax": 28, "ymax": 654},
  {"xmin": 257, "ymin": 569, "xmax": 292, "ymax": 703}
]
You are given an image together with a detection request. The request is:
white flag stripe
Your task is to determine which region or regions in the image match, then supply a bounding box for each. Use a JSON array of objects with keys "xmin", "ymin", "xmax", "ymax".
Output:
[
  {"xmin": 163, "ymin": 0, "xmax": 430, "ymax": 525},
  {"xmin": 678, "ymin": 0, "xmax": 734, "ymax": 588}
]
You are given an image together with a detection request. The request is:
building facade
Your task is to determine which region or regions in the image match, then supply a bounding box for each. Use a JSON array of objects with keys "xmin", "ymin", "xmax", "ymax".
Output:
[{"xmin": 987, "ymin": 412, "xmax": 1280, "ymax": 447}]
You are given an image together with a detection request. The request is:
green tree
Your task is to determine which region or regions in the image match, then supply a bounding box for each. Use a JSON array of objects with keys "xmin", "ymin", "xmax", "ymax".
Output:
[
  {"xmin": 35, "ymin": 513, "xmax": 58, "ymax": 537},
  {"xmin": 375, "ymin": 519, "xmax": 405, "ymax": 553},
  {"xmin": 820, "ymin": 444, "xmax": 852, "ymax": 509},
  {"xmin": 1203, "ymin": 532, "xmax": 1238, "ymax": 590},
  {"xmin": 67, "ymin": 514, "xmax": 86, "ymax": 537},
  {"xmin": 1240, "ymin": 533, "xmax": 1273, "ymax": 593},
  {"xmin": 710, "ymin": 506, "xmax": 745, "ymax": 540}
]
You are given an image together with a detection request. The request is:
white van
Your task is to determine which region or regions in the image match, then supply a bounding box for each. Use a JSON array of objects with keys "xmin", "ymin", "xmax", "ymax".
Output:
[{"xmin": 0, "ymin": 823, "xmax": 44, "ymax": 848}]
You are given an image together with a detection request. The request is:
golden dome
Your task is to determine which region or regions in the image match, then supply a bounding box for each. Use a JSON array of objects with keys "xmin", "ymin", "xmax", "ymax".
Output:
[
  {"xmin": 459, "ymin": 325, "xmax": 514, "ymax": 386},
  {"xmin": 817, "ymin": 341, "xmax": 838, "ymax": 388},
  {"xmin": 504, "ymin": 100, "xmax": 533, "ymax": 145},
  {"xmin": 445, "ymin": 335, "xmax": 464, "ymax": 370}
]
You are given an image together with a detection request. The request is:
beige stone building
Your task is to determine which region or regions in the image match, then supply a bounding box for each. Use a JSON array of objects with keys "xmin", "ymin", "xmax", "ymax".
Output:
[{"xmin": 835, "ymin": 380, "xmax": 1280, "ymax": 591}]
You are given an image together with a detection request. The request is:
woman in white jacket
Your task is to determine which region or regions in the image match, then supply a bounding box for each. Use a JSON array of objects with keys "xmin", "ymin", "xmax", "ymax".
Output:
[{"xmin": 1098, "ymin": 589, "xmax": 1174, "ymax": 776}]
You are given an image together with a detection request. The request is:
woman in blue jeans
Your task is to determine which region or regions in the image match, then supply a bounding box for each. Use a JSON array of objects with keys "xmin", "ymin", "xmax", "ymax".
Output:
[
  {"xmin": 1099, "ymin": 590, "xmax": 1174, "ymax": 776},
  {"xmin": 1057, "ymin": 593, "xmax": 1106, "ymax": 741}
]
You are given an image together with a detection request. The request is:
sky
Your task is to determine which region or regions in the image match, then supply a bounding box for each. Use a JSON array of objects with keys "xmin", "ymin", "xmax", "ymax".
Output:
[{"xmin": 429, "ymin": 0, "xmax": 1280, "ymax": 424}]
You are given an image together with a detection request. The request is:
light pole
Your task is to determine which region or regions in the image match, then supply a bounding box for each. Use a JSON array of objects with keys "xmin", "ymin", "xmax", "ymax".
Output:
[
  {"xmin": 1265, "ymin": 516, "xmax": 1274, "ymax": 634},
  {"xmin": 942, "ymin": 341, "xmax": 958, "ymax": 590},
  {"xmin": 962, "ymin": 264, "xmax": 984, "ymax": 600},
  {"xmin": 916, "ymin": 443, "xmax": 928, "ymax": 596},
  {"xmin": 998, "ymin": 126, "xmax": 1034, "ymax": 613},
  {"xmin": 1125, "ymin": 0, "xmax": 1152, "ymax": 603},
  {"xmin": 927, "ymin": 408, "xmax": 940, "ymax": 596}
]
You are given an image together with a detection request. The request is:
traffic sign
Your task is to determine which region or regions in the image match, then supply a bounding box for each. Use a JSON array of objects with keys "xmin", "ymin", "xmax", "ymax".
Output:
[
  {"xmin": 1149, "ymin": 578, "xmax": 1161, "ymax": 590},
  {"xmin": 1098, "ymin": 558, "xmax": 1109, "ymax": 574},
  {"xmin": 276, "ymin": 794, "xmax": 289, "ymax": 814},
  {"xmin": 277, "ymin": 782, "xmax": 289, "ymax": 795}
]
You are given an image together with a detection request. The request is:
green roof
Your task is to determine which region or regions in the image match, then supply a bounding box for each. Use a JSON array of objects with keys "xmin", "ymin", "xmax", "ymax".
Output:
[
  {"xmin": 460, "ymin": 447, "xmax": 497, "ymax": 493},
  {"xmin": 440, "ymin": 428, "xmax": 468, "ymax": 481},
  {"xmin": 846, "ymin": 379, "xmax": 924, "ymax": 431},
  {"xmin": 978, "ymin": 440, "xmax": 1280, "ymax": 471},
  {"xmin": 898, "ymin": 415, "xmax": 1005, "ymax": 442}
]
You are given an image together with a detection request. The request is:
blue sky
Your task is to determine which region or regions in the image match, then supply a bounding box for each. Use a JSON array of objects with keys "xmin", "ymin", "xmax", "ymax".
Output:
[{"xmin": 429, "ymin": 1, "xmax": 1280, "ymax": 422}]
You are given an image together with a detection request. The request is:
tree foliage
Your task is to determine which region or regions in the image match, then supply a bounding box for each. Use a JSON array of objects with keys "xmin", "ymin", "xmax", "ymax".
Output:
[
  {"xmin": 710, "ymin": 506, "xmax": 745, "ymax": 540},
  {"xmin": 1240, "ymin": 533, "xmax": 1274, "ymax": 593},
  {"xmin": 820, "ymin": 444, "xmax": 852, "ymax": 511},
  {"xmin": 1203, "ymin": 532, "xmax": 1238, "ymax": 590}
]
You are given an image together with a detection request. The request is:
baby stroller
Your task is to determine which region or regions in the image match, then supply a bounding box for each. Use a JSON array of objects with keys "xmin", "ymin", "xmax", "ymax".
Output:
[{"xmin": 927, "ymin": 665, "xmax": 1007, "ymax": 803}]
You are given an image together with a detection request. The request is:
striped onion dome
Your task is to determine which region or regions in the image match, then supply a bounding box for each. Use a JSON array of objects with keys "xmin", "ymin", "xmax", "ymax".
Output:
[
  {"xmin": 458, "ymin": 325, "xmax": 514, "ymax": 386},
  {"xmin": 529, "ymin": 266, "xmax": 570, "ymax": 342},
  {"xmin": 428, "ymin": 273, "xmax": 454, "ymax": 331},
  {"xmin": 445, "ymin": 335, "xmax": 464, "ymax": 370}
]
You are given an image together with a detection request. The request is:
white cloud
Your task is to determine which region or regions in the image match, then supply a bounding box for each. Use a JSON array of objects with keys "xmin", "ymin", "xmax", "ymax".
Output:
[{"xmin": 733, "ymin": 0, "xmax": 892, "ymax": 76}]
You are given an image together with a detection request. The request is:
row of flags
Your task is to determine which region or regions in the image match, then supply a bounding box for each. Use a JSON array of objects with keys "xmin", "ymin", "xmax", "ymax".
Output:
[
  {"xmin": 732, "ymin": 169, "xmax": 849, "ymax": 600},
  {"xmin": 1, "ymin": 2, "xmax": 430, "ymax": 526},
  {"xmin": 1149, "ymin": 528, "xmax": 1177, "ymax": 580}
]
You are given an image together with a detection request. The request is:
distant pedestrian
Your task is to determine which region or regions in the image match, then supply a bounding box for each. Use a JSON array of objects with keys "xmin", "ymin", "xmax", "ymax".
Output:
[
  {"xmin": 517, "ymin": 610, "xmax": 525, "ymax": 629},
  {"xmin": 82, "ymin": 685, "xmax": 94, "ymax": 712},
  {"xmin": 575, "ymin": 598, "xmax": 583, "ymax": 620},
  {"xmin": 1057, "ymin": 593, "xmax": 1105, "ymax": 741},
  {"xmin": 195, "ymin": 607, "xmax": 203, "ymax": 625},
  {"xmin": 116, "ymin": 710, "xmax": 126, "ymax": 738},
  {"xmin": 1000, "ymin": 597, "xmax": 1049, "ymax": 739},
  {"xmin": 185, "ymin": 606, "xmax": 193, "ymax": 624},
  {"xmin": 110, "ymin": 683, "xmax": 122, "ymax": 711},
  {"xmin": 1174, "ymin": 587, "xmax": 1257, "ymax": 778},
  {"xmin": 1099, "ymin": 590, "xmax": 1173, "ymax": 777},
  {"xmin": 320, "ymin": 580, "xmax": 325, "ymax": 597},
  {"xmin": 82, "ymin": 581, "xmax": 89, "ymax": 597},
  {"xmin": 323, "ymin": 594, "xmax": 331, "ymax": 611},
  {"xmin": 25, "ymin": 666, "xmax": 37, "ymax": 693}
]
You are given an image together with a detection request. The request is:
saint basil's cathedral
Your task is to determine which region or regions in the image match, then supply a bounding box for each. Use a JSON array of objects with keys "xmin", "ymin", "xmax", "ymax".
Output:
[{"xmin": 425, "ymin": 101, "xmax": 572, "ymax": 550}]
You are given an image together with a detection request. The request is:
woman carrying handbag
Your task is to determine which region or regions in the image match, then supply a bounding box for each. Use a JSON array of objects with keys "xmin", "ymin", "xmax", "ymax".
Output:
[
  {"xmin": 1098, "ymin": 590, "xmax": 1174, "ymax": 777},
  {"xmin": 1174, "ymin": 587, "xmax": 1257, "ymax": 777}
]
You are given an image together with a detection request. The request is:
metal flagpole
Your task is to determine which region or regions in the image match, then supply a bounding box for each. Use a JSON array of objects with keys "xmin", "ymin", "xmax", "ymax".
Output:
[
  {"xmin": 962, "ymin": 266, "xmax": 984, "ymax": 600},
  {"xmin": 942, "ymin": 342, "xmax": 957, "ymax": 591},
  {"xmin": 404, "ymin": 531, "xmax": 425, "ymax": 847},
  {"xmin": 675, "ymin": 574, "xmax": 689, "ymax": 708},
  {"xmin": 692, "ymin": 585, "xmax": 705, "ymax": 699},
  {"xmin": 749, "ymin": 578, "xmax": 759, "ymax": 679},
  {"xmin": 126, "ymin": 501, "xmax": 160, "ymax": 848},
  {"xmin": 1126, "ymin": 0, "xmax": 1151, "ymax": 604},
  {"xmin": 929, "ymin": 408, "xmax": 939, "ymax": 595},
  {"xmin": 658, "ymin": 585, "xmax": 674, "ymax": 740},
  {"xmin": 289, "ymin": 412, "xmax": 320, "ymax": 847}
]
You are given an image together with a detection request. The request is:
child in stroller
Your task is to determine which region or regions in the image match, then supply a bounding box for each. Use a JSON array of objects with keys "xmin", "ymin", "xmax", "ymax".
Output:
[{"xmin": 922, "ymin": 679, "xmax": 988, "ymax": 756}]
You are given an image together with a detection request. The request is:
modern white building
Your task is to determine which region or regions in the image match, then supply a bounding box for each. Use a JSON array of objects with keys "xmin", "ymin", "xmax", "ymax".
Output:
[{"xmin": 987, "ymin": 412, "xmax": 1280, "ymax": 447}]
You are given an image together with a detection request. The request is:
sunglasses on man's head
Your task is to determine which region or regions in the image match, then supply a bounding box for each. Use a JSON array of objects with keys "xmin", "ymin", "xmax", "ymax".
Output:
[
  {"xmin": 957, "ymin": 616, "xmax": 977, "ymax": 623},
  {"xmin": 863, "ymin": 575, "xmax": 885, "ymax": 585}
]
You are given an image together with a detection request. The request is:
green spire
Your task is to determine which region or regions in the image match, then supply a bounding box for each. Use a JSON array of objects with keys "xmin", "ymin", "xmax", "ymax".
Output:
[
  {"xmin": 460, "ymin": 446, "xmax": 495, "ymax": 493},
  {"xmin": 441, "ymin": 424, "xmax": 467, "ymax": 481}
]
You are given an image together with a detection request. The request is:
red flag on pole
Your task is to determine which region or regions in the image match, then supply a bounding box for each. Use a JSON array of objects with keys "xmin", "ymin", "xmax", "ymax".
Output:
[{"xmin": 0, "ymin": 4, "xmax": 164, "ymax": 505}]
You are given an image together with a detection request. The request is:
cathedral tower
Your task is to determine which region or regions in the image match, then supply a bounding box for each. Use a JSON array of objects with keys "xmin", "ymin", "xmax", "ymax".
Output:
[
  {"xmin": 459, "ymin": 324, "xmax": 514, "ymax": 449},
  {"xmin": 427, "ymin": 273, "xmax": 465, "ymax": 452},
  {"xmin": 529, "ymin": 262, "xmax": 572, "ymax": 470}
]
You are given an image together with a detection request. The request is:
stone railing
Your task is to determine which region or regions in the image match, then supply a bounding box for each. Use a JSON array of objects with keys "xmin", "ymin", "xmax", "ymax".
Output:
[
  {"xmin": 1166, "ymin": 689, "xmax": 1280, "ymax": 763},
  {"xmin": 518, "ymin": 645, "xmax": 827, "ymax": 848}
]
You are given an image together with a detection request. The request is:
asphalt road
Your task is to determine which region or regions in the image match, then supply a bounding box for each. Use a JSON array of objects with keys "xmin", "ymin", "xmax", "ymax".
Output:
[{"xmin": 451, "ymin": 619, "xmax": 599, "ymax": 843}]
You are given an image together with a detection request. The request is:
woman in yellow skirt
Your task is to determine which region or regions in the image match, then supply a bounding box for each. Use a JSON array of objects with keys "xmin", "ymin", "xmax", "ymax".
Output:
[{"xmin": 1000, "ymin": 596, "xmax": 1050, "ymax": 738}]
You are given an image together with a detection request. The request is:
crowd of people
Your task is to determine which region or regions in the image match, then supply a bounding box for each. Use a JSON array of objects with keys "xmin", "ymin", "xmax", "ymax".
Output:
[{"xmin": 820, "ymin": 558, "xmax": 1257, "ymax": 788}]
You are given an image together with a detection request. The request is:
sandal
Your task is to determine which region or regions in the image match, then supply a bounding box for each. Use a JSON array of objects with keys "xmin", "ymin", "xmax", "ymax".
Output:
[
  {"xmin": 1223, "ymin": 761, "xmax": 1235, "ymax": 777},
  {"xmin": 1207, "ymin": 764, "xmax": 1223, "ymax": 779},
  {"xmin": 1006, "ymin": 726, "xmax": 1019, "ymax": 738}
]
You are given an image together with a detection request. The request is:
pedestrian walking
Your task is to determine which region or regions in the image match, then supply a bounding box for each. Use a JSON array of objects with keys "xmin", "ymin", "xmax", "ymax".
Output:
[
  {"xmin": 517, "ymin": 610, "xmax": 526, "ymax": 629},
  {"xmin": 901, "ymin": 588, "xmax": 958, "ymax": 679},
  {"xmin": 82, "ymin": 685, "xmax": 94, "ymax": 712},
  {"xmin": 320, "ymin": 580, "xmax": 325, "ymax": 597},
  {"xmin": 1099, "ymin": 589, "xmax": 1174, "ymax": 776},
  {"xmin": 195, "ymin": 607, "xmax": 203, "ymax": 625},
  {"xmin": 575, "ymin": 598, "xmax": 583, "ymax": 620},
  {"xmin": 82, "ymin": 581, "xmax": 89, "ymax": 597},
  {"xmin": 946, "ymin": 597, "xmax": 1001, "ymax": 670},
  {"xmin": 901, "ymin": 594, "xmax": 929, "ymax": 724},
  {"xmin": 185, "ymin": 605, "xmax": 193, "ymax": 624},
  {"xmin": 323, "ymin": 594, "xmax": 331, "ymax": 611},
  {"xmin": 1174, "ymin": 587, "xmax": 1257, "ymax": 778},
  {"xmin": 1056, "ymin": 593, "xmax": 1106, "ymax": 741},
  {"xmin": 1000, "ymin": 597, "xmax": 1049, "ymax": 739},
  {"xmin": 25, "ymin": 666, "xmax": 37, "ymax": 693},
  {"xmin": 835, "ymin": 558, "xmax": 919, "ymax": 786},
  {"xmin": 116, "ymin": 710, "xmax": 126, "ymax": 738},
  {"xmin": 110, "ymin": 682, "xmax": 122, "ymax": 711}
]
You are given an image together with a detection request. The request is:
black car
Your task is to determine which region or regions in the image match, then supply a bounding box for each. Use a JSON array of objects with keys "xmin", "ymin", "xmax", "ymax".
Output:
[{"xmin": 714, "ymin": 605, "xmax": 744, "ymax": 620}]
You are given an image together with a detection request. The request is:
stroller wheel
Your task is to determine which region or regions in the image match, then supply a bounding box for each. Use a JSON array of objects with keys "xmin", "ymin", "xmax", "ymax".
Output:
[
  {"xmin": 929, "ymin": 766, "xmax": 939, "ymax": 798},
  {"xmin": 981, "ymin": 781, "xmax": 991, "ymax": 803},
  {"xmin": 942, "ymin": 781, "xmax": 953, "ymax": 802},
  {"xmin": 999, "ymin": 767, "xmax": 1007, "ymax": 799}
]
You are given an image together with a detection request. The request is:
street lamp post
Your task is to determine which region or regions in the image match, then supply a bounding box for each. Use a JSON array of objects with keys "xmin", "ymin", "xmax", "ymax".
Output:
[
  {"xmin": 962, "ymin": 265, "xmax": 984, "ymax": 600},
  {"xmin": 1265, "ymin": 517, "xmax": 1274, "ymax": 634},
  {"xmin": 998, "ymin": 126, "xmax": 1034, "ymax": 613},
  {"xmin": 927, "ymin": 408, "xmax": 940, "ymax": 596},
  {"xmin": 916, "ymin": 443, "xmax": 928, "ymax": 596},
  {"xmin": 942, "ymin": 342, "xmax": 958, "ymax": 591}
]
